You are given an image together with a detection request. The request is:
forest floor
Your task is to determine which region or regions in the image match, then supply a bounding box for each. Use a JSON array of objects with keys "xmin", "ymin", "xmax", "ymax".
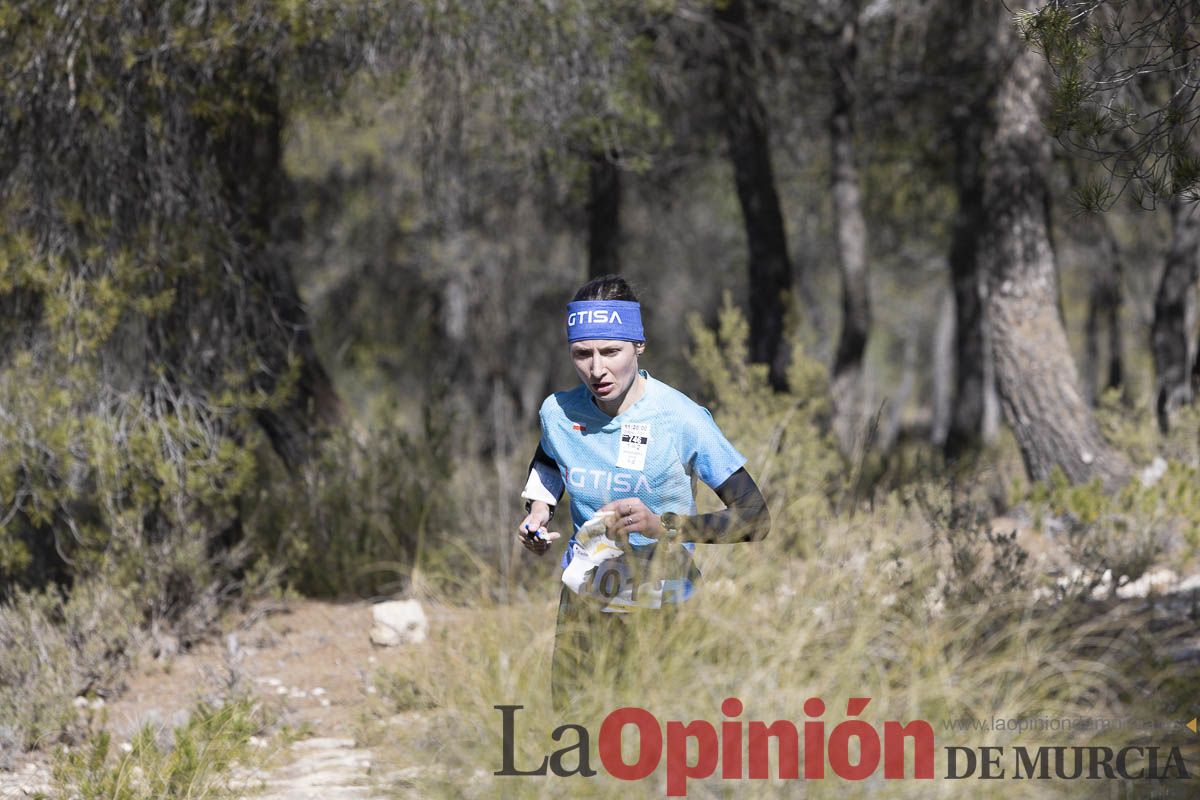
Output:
[
  {"xmin": 2, "ymin": 527, "xmax": 1199, "ymax": 798},
  {"xmin": 0, "ymin": 599, "xmax": 454, "ymax": 799}
]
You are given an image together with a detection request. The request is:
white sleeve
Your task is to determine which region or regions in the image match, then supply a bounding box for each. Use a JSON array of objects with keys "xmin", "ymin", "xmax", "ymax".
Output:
[{"xmin": 520, "ymin": 459, "xmax": 563, "ymax": 506}]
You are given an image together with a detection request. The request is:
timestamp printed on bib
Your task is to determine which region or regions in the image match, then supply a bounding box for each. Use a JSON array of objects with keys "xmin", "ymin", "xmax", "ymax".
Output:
[{"xmin": 616, "ymin": 422, "xmax": 650, "ymax": 471}]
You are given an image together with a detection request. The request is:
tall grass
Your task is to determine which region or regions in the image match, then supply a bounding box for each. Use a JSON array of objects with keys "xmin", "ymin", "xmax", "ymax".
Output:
[
  {"xmin": 368, "ymin": 307, "xmax": 1200, "ymax": 798},
  {"xmin": 377, "ymin": 512, "xmax": 1200, "ymax": 798}
]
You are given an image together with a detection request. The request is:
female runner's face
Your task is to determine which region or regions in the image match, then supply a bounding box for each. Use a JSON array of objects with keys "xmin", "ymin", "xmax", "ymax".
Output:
[{"xmin": 570, "ymin": 339, "xmax": 644, "ymax": 406}]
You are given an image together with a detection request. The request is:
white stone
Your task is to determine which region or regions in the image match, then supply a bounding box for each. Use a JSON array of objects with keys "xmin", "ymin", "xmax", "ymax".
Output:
[
  {"xmin": 369, "ymin": 600, "xmax": 428, "ymax": 647},
  {"xmin": 1117, "ymin": 568, "xmax": 1179, "ymax": 599},
  {"xmin": 1140, "ymin": 456, "xmax": 1168, "ymax": 487}
]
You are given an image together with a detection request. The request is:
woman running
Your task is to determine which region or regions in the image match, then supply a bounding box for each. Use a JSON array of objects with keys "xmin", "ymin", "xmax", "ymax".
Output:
[{"xmin": 516, "ymin": 274, "xmax": 770, "ymax": 711}]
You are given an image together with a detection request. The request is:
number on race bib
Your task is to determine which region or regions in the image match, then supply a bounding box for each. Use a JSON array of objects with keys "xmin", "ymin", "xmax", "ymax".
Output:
[{"xmin": 596, "ymin": 565, "xmax": 623, "ymax": 599}]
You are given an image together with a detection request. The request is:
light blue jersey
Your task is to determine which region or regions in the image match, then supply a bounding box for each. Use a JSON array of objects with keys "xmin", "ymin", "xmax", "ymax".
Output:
[{"xmin": 529, "ymin": 370, "xmax": 746, "ymax": 577}]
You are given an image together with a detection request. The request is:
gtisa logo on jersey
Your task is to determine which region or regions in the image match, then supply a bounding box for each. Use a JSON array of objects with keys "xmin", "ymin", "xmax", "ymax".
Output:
[
  {"xmin": 567, "ymin": 467, "xmax": 651, "ymax": 494},
  {"xmin": 567, "ymin": 308, "xmax": 624, "ymax": 326}
]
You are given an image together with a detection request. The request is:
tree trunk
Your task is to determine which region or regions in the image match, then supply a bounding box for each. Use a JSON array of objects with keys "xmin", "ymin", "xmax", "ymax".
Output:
[
  {"xmin": 829, "ymin": 9, "xmax": 871, "ymax": 453},
  {"xmin": 1152, "ymin": 1, "xmax": 1200, "ymax": 432},
  {"xmin": 212, "ymin": 73, "xmax": 343, "ymax": 470},
  {"xmin": 1083, "ymin": 214, "xmax": 1125, "ymax": 405},
  {"xmin": 931, "ymin": 289, "xmax": 955, "ymax": 447},
  {"xmin": 1152, "ymin": 199, "xmax": 1200, "ymax": 432},
  {"xmin": 943, "ymin": 107, "xmax": 989, "ymax": 461},
  {"xmin": 981, "ymin": 40, "xmax": 1128, "ymax": 487},
  {"xmin": 715, "ymin": 0, "xmax": 793, "ymax": 391},
  {"xmin": 587, "ymin": 150, "xmax": 621, "ymax": 278},
  {"xmin": 932, "ymin": 0, "xmax": 996, "ymax": 462}
]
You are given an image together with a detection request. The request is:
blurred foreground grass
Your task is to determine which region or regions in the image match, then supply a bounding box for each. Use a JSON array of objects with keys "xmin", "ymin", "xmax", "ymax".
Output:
[{"xmin": 377, "ymin": 516, "xmax": 1200, "ymax": 799}]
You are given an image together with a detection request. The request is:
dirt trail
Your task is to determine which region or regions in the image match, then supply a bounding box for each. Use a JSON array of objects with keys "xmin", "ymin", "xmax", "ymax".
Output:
[
  {"xmin": 234, "ymin": 736, "xmax": 381, "ymax": 800},
  {"xmin": 133, "ymin": 598, "xmax": 433, "ymax": 799},
  {"xmin": 108, "ymin": 601, "xmax": 399, "ymax": 737},
  {"xmin": 0, "ymin": 599, "xmax": 434, "ymax": 799}
]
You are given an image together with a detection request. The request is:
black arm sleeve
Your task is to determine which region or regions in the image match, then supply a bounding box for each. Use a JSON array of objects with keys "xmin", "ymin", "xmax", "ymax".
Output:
[
  {"xmin": 524, "ymin": 442, "xmax": 565, "ymax": 520},
  {"xmin": 677, "ymin": 467, "xmax": 770, "ymax": 544}
]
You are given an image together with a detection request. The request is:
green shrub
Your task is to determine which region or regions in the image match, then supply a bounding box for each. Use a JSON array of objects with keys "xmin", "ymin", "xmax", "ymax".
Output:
[
  {"xmin": 1095, "ymin": 387, "xmax": 1200, "ymax": 469},
  {"xmin": 1023, "ymin": 464, "xmax": 1197, "ymax": 597},
  {"xmin": 685, "ymin": 293, "xmax": 843, "ymax": 553},
  {"xmin": 0, "ymin": 580, "xmax": 138, "ymax": 754},
  {"xmin": 244, "ymin": 399, "xmax": 456, "ymax": 599},
  {"xmin": 47, "ymin": 697, "xmax": 264, "ymax": 800},
  {"xmin": 989, "ymin": 387, "xmax": 1200, "ymax": 595},
  {"xmin": 911, "ymin": 483, "xmax": 1031, "ymax": 607}
]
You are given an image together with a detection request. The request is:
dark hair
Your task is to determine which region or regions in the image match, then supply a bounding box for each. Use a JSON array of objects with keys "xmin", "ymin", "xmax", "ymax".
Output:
[{"xmin": 572, "ymin": 274, "xmax": 639, "ymax": 303}]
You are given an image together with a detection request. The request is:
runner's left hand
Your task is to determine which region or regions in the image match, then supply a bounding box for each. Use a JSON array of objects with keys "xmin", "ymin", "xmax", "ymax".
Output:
[{"xmin": 598, "ymin": 498, "xmax": 663, "ymax": 543}]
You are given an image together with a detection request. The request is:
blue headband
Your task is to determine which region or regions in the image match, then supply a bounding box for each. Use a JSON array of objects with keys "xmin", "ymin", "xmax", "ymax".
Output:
[{"xmin": 566, "ymin": 300, "xmax": 644, "ymax": 343}]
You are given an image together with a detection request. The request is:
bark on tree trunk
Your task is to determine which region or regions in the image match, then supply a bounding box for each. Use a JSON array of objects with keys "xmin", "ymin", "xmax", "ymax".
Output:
[
  {"xmin": 715, "ymin": 0, "xmax": 793, "ymax": 391},
  {"xmin": 1152, "ymin": 199, "xmax": 1200, "ymax": 432},
  {"xmin": 981, "ymin": 40, "xmax": 1128, "ymax": 487},
  {"xmin": 829, "ymin": 10, "xmax": 871, "ymax": 453},
  {"xmin": 587, "ymin": 150, "xmax": 621, "ymax": 279}
]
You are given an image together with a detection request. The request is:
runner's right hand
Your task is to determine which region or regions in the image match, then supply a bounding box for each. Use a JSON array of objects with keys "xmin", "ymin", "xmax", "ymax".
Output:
[{"xmin": 517, "ymin": 506, "xmax": 561, "ymax": 556}]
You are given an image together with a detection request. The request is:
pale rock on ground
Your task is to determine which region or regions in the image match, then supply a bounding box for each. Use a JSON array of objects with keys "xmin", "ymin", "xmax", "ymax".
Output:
[{"xmin": 369, "ymin": 600, "xmax": 428, "ymax": 647}]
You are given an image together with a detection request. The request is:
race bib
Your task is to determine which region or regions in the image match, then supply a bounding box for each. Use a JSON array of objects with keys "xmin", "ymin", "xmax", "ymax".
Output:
[
  {"xmin": 562, "ymin": 512, "xmax": 693, "ymax": 613},
  {"xmin": 616, "ymin": 422, "xmax": 650, "ymax": 471}
]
